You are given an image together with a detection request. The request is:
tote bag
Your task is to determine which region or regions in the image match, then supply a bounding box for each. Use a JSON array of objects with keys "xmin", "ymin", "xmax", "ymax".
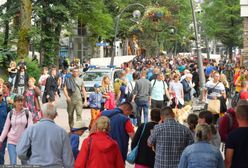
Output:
[{"xmin": 208, "ymin": 99, "xmax": 220, "ymax": 114}]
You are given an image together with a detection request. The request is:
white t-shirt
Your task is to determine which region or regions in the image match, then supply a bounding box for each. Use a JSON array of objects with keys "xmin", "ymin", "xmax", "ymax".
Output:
[
  {"xmin": 205, "ymin": 80, "xmax": 225, "ymax": 102},
  {"xmin": 169, "ymin": 81, "xmax": 184, "ymax": 104}
]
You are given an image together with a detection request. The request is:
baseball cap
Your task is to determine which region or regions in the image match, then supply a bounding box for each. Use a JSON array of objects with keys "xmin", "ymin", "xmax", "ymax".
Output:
[{"xmin": 94, "ymin": 83, "xmax": 100, "ymax": 88}]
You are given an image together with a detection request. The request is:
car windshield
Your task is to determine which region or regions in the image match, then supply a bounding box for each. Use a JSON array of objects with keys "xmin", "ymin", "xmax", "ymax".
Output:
[{"xmin": 82, "ymin": 72, "xmax": 110, "ymax": 81}]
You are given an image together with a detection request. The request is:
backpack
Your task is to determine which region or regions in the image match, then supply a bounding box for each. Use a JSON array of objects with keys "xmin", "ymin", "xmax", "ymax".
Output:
[
  {"xmin": 9, "ymin": 109, "xmax": 29, "ymax": 131},
  {"xmin": 126, "ymin": 81, "xmax": 134, "ymax": 102},
  {"xmin": 217, "ymin": 112, "xmax": 233, "ymax": 132},
  {"xmin": 114, "ymin": 79, "xmax": 124, "ymax": 96},
  {"xmin": 152, "ymin": 79, "xmax": 169, "ymax": 102}
]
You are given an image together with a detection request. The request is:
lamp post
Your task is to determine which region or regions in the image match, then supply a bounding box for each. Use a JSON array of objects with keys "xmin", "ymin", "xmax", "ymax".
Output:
[
  {"xmin": 190, "ymin": 0, "xmax": 206, "ymax": 98},
  {"xmin": 110, "ymin": 3, "xmax": 145, "ymax": 67},
  {"xmin": 156, "ymin": 25, "xmax": 177, "ymax": 57}
]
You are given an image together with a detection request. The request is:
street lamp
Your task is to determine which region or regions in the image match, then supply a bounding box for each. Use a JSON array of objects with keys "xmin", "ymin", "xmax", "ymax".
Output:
[
  {"xmin": 190, "ymin": 0, "xmax": 206, "ymax": 98},
  {"xmin": 156, "ymin": 25, "xmax": 177, "ymax": 57},
  {"xmin": 110, "ymin": 3, "xmax": 145, "ymax": 67}
]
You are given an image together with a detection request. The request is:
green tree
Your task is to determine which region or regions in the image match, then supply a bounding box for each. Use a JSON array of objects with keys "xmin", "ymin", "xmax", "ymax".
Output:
[
  {"xmin": 201, "ymin": 0, "xmax": 242, "ymax": 59},
  {"xmin": 33, "ymin": 0, "xmax": 78, "ymax": 66},
  {"xmin": 76, "ymin": 0, "xmax": 114, "ymax": 57},
  {"xmin": 126, "ymin": 0, "xmax": 192, "ymax": 56}
]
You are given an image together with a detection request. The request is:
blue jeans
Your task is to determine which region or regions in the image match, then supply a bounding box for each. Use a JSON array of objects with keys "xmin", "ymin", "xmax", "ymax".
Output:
[
  {"xmin": 0, "ymin": 138, "xmax": 7, "ymax": 165},
  {"xmin": 135, "ymin": 100, "xmax": 149, "ymax": 126},
  {"xmin": 8, "ymin": 144, "xmax": 17, "ymax": 165}
]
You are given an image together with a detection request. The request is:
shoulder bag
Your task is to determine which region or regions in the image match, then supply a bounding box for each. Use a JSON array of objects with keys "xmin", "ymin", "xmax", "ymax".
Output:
[{"xmin": 126, "ymin": 123, "xmax": 147, "ymax": 164}]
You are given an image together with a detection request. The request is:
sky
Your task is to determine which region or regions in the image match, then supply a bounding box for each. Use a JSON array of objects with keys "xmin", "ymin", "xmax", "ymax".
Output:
[{"xmin": 0, "ymin": 0, "xmax": 6, "ymax": 5}]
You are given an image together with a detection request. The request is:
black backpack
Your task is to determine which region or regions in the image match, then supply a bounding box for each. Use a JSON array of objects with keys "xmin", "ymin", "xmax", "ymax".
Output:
[{"xmin": 126, "ymin": 81, "xmax": 135, "ymax": 102}]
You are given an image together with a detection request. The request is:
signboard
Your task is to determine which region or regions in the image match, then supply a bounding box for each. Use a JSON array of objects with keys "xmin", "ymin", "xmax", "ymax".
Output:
[
  {"xmin": 241, "ymin": 0, "xmax": 248, "ymax": 17},
  {"xmin": 96, "ymin": 42, "xmax": 109, "ymax": 47}
]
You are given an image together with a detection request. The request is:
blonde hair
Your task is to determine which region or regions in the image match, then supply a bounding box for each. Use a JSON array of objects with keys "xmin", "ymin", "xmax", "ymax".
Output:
[
  {"xmin": 101, "ymin": 75, "xmax": 110, "ymax": 87},
  {"xmin": 95, "ymin": 116, "xmax": 110, "ymax": 132},
  {"xmin": 220, "ymin": 74, "xmax": 228, "ymax": 87},
  {"xmin": 0, "ymin": 78, "xmax": 4, "ymax": 84},
  {"xmin": 9, "ymin": 61, "xmax": 16, "ymax": 68},
  {"xmin": 29, "ymin": 77, "xmax": 36, "ymax": 83},
  {"xmin": 195, "ymin": 124, "xmax": 211, "ymax": 142}
]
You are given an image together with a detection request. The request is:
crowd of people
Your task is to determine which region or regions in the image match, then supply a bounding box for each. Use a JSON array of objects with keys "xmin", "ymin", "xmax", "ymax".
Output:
[{"xmin": 0, "ymin": 55, "xmax": 247, "ymax": 168}]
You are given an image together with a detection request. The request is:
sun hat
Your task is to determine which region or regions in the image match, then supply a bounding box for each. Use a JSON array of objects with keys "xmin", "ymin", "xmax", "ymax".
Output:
[{"xmin": 71, "ymin": 121, "xmax": 88, "ymax": 132}]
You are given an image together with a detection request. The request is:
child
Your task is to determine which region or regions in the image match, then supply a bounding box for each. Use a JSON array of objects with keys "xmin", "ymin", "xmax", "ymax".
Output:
[
  {"xmin": 38, "ymin": 67, "xmax": 50, "ymax": 98},
  {"xmin": 118, "ymin": 82, "xmax": 127, "ymax": 105},
  {"xmin": 88, "ymin": 83, "xmax": 103, "ymax": 129},
  {"xmin": 69, "ymin": 121, "xmax": 88, "ymax": 160}
]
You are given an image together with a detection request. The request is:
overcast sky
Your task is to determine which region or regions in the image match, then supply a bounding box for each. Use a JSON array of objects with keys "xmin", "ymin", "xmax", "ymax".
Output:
[{"xmin": 0, "ymin": 0, "xmax": 6, "ymax": 5}]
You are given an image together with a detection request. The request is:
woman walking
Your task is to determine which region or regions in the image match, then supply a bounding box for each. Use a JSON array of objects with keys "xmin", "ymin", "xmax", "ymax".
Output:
[
  {"xmin": 23, "ymin": 77, "xmax": 41, "ymax": 123},
  {"xmin": 75, "ymin": 116, "xmax": 124, "ymax": 168},
  {"xmin": 0, "ymin": 95, "xmax": 32, "ymax": 165}
]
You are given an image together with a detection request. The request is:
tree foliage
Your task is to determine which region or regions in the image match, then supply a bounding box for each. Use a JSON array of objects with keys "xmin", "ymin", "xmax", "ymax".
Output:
[
  {"xmin": 0, "ymin": 0, "xmax": 194, "ymax": 65},
  {"xmin": 201, "ymin": 0, "xmax": 242, "ymax": 58}
]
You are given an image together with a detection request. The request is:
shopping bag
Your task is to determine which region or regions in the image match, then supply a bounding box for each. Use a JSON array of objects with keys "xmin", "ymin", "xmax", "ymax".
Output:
[{"xmin": 208, "ymin": 99, "xmax": 220, "ymax": 114}]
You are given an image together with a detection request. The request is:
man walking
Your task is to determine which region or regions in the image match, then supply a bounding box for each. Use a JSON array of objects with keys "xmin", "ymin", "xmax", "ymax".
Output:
[
  {"xmin": 150, "ymin": 72, "xmax": 170, "ymax": 109},
  {"xmin": 225, "ymin": 101, "xmax": 248, "ymax": 168},
  {"xmin": 64, "ymin": 67, "xmax": 87, "ymax": 129},
  {"xmin": 101, "ymin": 102, "xmax": 135, "ymax": 161},
  {"xmin": 132, "ymin": 70, "xmax": 151, "ymax": 126},
  {"xmin": 16, "ymin": 103, "xmax": 74, "ymax": 168},
  {"xmin": 148, "ymin": 107, "xmax": 194, "ymax": 168}
]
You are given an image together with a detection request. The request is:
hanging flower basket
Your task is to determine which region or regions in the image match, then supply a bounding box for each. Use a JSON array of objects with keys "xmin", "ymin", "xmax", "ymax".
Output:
[
  {"xmin": 154, "ymin": 12, "xmax": 164, "ymax": 18},
  {"xmin": 145, "ymin": 6, "xmax": 171, "ymax": 22}
]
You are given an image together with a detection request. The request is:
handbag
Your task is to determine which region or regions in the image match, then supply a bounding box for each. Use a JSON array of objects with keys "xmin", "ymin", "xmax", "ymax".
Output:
[
  {"xmin": 208, "ymin": 99, "xmax": 220, "ymax": 114},
  {"xmin": 126, "ymin": 123, "xmax": 147, "ymax": 164}
]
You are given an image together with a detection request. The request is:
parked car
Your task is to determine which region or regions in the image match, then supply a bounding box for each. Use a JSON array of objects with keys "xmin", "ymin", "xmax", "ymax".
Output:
[{"xmin": 80, "ymin": 67, "xmax": 123, "ymax": 98}]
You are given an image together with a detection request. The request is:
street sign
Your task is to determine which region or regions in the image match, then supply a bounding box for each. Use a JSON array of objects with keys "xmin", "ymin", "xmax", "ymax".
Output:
[{"xmin": 96, "ymin": 42, "xmax": 109, "ymax": 47}]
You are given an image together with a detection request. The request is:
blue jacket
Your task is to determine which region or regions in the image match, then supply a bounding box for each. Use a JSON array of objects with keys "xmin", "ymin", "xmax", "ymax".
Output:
[
  {"xmin": 178, "ymin": 141, "xmax": 224, "ymax": 168},
  {"xmin": 69, "ymin": 133, "xmax": 80, "ymax": 160},
  {"xmin": 0, "ymin": 99, "xmax": 8, "ymax": 133},
  {"xmin": 89, "ymin": 92, "xmax": 103, "ymax": 109},
  {"xmin": 101, "ymin": 108, "xmax": 129, "ymax": 161}
]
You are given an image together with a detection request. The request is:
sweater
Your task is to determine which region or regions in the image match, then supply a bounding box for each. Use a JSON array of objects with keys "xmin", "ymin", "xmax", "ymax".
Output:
[{"xmin": 0, "ymin": 108, "xmax": 32, "ymax": 145}]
